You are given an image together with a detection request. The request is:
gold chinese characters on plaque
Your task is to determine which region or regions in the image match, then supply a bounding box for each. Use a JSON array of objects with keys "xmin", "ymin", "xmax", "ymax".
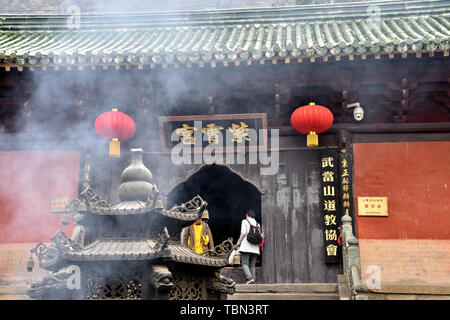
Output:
[{"xmin": 357, "ymin": 197, "xmax": 388, "ymax": 216}]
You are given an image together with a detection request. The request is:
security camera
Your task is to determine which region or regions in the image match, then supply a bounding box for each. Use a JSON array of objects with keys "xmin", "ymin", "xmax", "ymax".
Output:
[{"xmin": 347, "ymin": 102, "xmax": 364, "ymax": 121}]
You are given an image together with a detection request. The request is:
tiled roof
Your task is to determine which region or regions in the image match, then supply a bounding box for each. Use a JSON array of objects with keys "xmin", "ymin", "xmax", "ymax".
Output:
[
  {"xmin": 78, "ymin": 187, "xmax": 203, "ymax": 221},
  {"xmin": 81, "ymin": 200, "xmax": 200, "ymax": 221},
  {"xmin": 0, "ymin": 0, "xmax": 449, "ymax": 70},
  {"xmin": 168, "ymin": 242, "xmax": 230, "ymax": 267},
  {"xmin": 63, "ymin": 239, "xmax": 160, "ymax": 260},
  {"xmin": 63, "ymin": 239, "xmax": 230, "ymax": 266}
]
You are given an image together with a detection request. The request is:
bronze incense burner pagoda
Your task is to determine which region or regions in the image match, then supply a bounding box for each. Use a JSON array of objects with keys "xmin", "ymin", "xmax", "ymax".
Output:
[{"xmin": 27, "ymin": 148, "xmax": 235, "ymax": 300}]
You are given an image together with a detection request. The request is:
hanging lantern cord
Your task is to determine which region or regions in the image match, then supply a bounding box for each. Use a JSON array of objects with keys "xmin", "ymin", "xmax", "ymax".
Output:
[{"xmin": 307, "ymin": 102, "xmax": 318, "ymax": 147}]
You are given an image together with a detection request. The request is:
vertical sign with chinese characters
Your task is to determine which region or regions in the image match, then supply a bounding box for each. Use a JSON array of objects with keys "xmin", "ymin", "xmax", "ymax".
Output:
[
  {"xmin": 338, "ymin": 149, "xmax": 354, "ymax": 219},
  {"xmin": 320, "ymin": 150, "xmax": 340, "ymax": 264},
  {"xmin": 79, "ymin": 152, "xmax": 92, "ymax": 194}
]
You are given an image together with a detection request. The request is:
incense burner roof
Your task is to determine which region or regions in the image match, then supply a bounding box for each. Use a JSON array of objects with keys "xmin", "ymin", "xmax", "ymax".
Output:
[
  {"xmin": 78, "ymin": 186, "xmax": 205, "ymax": 221},
  {"xmin": 0, "ymin": 0, "xmax": 448, "ymax": 70},
  {"xmin": 75, "ymin": 148, "xmax": 206, "ymax": 220},
  {"xmin": 61, "ymin": 239, "xmax": 230, "ymax": 267}
]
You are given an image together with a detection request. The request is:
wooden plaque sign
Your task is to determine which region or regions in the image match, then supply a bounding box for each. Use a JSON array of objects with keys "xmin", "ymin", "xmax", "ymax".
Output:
[
  {"xmin": 358, "ymin": 197, "xmax": 388, "ymax": 216},
  {"xmin": 158, "ymin": 113, "xmax": 268, "ymax": 152},
  {"xmin": 50, "ymin": 196, "xmax": 74, "ymax": 213}
]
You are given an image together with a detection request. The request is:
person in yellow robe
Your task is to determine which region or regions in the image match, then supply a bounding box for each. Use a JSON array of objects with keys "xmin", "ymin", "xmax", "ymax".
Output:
[{"xmin": 183, "ymin": 209, "xmax": 214, "ymax": 255}]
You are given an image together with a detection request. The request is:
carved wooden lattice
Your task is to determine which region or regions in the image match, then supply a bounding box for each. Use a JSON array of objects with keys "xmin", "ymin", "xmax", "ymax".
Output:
[
  {"xmin": 169, "ymin": 271, "xmax": 202, "ymax": 300},
  {"xmin": 86, "ymin": 271, "xmax": 143, "ymax": 299}
]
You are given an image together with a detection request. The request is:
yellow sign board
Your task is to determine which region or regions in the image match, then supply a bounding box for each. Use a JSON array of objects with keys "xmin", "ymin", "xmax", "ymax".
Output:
[
  {"xmin": 50, "ymin": 196, "xmax": 74, "ymax": 213},
  {"xmin": 357, "ymin": 197, "xmax": 388, "ymax": 216}
]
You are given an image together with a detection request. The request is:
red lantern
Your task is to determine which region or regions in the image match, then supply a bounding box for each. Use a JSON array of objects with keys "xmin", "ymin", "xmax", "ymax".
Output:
[
  {"xmin": 290, "ymin": 102, "xmax": 334, "ymax": 147},
  {"xmin": 94, "ymin": 108, "xmax": 136, "ymax": 157}
]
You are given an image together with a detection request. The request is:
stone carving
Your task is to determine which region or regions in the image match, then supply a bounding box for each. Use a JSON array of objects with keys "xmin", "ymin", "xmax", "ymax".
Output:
[
  {"xmin": 26, "ymin": 266, "xmax": 79, "ymax": 300},
  {"xmin": 151, "ymin": 265, "xmax": 173, "ymax": 300},
  {"xmin": 207, "ymin": 272, "xmax": 236, "ymax": 295},
  {"xmin": 154, "ymin": 227, "xmax": 171, "ymax": 251}
]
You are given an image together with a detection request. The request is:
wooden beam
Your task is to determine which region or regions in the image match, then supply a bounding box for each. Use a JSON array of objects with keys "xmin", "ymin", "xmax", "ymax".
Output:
[{"xmin": 276, "ymin": 122, "xmax": 450, "ymax": 135}]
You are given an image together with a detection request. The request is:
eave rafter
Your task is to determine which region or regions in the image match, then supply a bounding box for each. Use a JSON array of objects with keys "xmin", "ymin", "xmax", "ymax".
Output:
[{"xmin": 0, "ymin": 0, "xmax": 449, "ymax": 71}]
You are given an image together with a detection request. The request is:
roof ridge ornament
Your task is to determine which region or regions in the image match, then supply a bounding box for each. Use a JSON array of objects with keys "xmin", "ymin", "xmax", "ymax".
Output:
[{"xmin": 118, "ymin": 148, "xmax": 155, "ymax": 202}]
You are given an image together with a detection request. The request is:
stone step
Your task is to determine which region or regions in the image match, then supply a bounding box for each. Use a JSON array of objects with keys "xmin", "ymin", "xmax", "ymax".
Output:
[
  {"xmin": 0, "ymin": 294, "xmax": 30, "ymax": 300},
  {"xmin": 338, "ymin": 274, "xmax": 350, "ymax": 300},
  {"xmin": 0, "ymin": 285, "xmax": 30, "ymax": 300},
  {"xmin": 234, "ymin": 283, "xmax": 338, "ymax": 294},
  {"xmin": 228, "ymin": 283, "xmax": 339, "ymax": 300},
  {"xmin": 0, "ymin": 285, "xmax": 28, "ymax": 295},
  {"xmin": 228, "ymin": 292, "xmax": 340, "ymax": 300}
]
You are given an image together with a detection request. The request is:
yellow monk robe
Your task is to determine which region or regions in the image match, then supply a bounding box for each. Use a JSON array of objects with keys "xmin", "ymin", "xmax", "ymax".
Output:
[{"xmin": 188, "ymin": 223, "xmax": 210, "ymax": 254}]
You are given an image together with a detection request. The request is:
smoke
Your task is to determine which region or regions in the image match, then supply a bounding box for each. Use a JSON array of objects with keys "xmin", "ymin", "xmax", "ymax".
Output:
[
  {"xmin": 1, "ymin": 0, "xmax": 423, "ymax": 297},
  {"xmin": 0, "ymin": 0, "xmax": 298, "ymax": 14}
]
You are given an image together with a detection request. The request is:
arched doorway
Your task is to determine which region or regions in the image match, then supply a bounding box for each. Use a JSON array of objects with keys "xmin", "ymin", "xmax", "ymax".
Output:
[{"xmin": 167, "ymin": 164, "xmax": 261, "ymax": 250}]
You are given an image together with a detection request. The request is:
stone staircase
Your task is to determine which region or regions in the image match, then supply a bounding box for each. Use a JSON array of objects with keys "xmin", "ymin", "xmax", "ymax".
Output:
[
  {"xmin": 227, "ymin": 283, "xmax": 340, "ymax": 300},
  {"xmin": 0, "ymin": 279, "xmax": 29, "ymax": 300}
]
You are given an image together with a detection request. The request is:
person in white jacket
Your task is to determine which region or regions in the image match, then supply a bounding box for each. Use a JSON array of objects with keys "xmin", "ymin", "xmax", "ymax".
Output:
[{"xmin": 235, "ymin": 209, "xmax": 261, "ymax": 284}]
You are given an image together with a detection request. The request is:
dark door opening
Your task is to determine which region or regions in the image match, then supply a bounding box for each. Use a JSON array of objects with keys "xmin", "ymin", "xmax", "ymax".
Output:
[{"xmin": 167, "ymin": 164, "xmax": 262, "ymax": 262}]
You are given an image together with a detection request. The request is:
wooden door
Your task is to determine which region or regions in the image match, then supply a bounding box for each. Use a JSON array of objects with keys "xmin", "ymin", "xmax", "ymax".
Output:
[{"xmin": 261, "ymin": 150, "xmax": 340, "ymax": 283}]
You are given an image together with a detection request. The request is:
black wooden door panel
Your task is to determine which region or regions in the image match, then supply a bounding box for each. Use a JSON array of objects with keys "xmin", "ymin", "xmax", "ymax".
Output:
[{"xmin": 262, "ymin": 150, "xmax": 339, "ymax": 283}]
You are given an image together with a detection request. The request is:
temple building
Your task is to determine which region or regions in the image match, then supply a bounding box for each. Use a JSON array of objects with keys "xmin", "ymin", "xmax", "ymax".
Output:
[{"xmin": 0, "ymin": 0, "xmax": 449, "ymax": 300}]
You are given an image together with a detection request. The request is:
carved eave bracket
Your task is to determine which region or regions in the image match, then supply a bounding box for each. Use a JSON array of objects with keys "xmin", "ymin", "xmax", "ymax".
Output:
[
  {"xmin": 157, "ymin": 195, "xmax": 208, "ymax": 221},
  {"xmin": 78, "ymin": 186, "xmax": 159, "ymax": 215},
  {"xmin": 76, "ymin": 185, "xmax": 206, "ymax": 222}
]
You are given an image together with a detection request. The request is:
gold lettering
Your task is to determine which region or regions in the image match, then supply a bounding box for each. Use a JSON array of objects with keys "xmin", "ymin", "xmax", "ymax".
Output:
[
  {"xmin": 175, "ymin": 124, "xmax": 197, "ymax": 145},
  {"xmin": 322, "ymin": 171, "xmax": 334, "ymax": 182},
  {"xmin": 324, "ymin": 200, "xmax": 336, "ymax": 211},
  {"xmin": 324, "ymin": 214, "xmax": 337, "ymax": 226},
  {"xmin": 326, "ymin": 244, "xmax": 338, "ymax": 256},
  {"xmin": 325, "ymin": 229, "xmax": 337, "ymax": 241},
  {"xmin": 341, "ymin": 168, "xmax": 349, "ymax": 177},
  {"xmin": 202, "ymin": 123, "xmax": 224, "ymax": 144},
  {"xmin": 228, "ymin": 122, "xmax": 250, "ymax": 143},
  {"xmin": 323, "ymin": 185, "xmax": 335, "ymax": 197},
  {"xmin": 321, "ymin": 157, "xmax": 334, "ymax": 168}
]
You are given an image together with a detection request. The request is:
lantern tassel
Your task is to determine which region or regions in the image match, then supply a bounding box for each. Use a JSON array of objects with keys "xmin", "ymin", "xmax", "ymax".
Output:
[
  {"xmin": 110, "ymin": 138, "xmax": 120, "ymax": 157},
  {"xmin": 307, "ymin": 131, "xmax": 319, "ymax": 147}
]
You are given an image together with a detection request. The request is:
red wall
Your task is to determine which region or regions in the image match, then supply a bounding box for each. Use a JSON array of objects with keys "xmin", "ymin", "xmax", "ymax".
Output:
[
  {"xmin": 353, "ymin": 141, "xmax": 450, "ymax": 240},
  {"xmin": 0, "ymin": 150, "xmax": 80, "ymax": 243}
]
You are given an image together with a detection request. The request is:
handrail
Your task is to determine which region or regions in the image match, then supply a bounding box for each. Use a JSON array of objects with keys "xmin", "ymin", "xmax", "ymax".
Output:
[{"xmin": 341, "ymin": 215, "xmax": 368, "ymax": 300}]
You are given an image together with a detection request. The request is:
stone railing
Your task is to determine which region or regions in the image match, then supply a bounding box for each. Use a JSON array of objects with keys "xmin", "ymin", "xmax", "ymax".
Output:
[{"xmin": 341, "ymin": 215, "xmax": 368, "ymax": 300}]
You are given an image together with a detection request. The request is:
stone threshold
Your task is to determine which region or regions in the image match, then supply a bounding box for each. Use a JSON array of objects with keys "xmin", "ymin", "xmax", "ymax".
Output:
[{"xmin": 368, "ymin": 283, "xmax": 450, "ymax": 295}]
